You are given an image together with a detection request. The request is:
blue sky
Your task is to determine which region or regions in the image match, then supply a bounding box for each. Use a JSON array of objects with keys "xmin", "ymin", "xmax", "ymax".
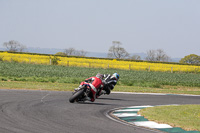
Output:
[{"xmin": 0, "ymin": 0, "xmax": 199, "ymax": 58}]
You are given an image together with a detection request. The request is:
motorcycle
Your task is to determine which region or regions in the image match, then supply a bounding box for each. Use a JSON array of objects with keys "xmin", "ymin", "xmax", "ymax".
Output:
[
  {"xmin": 69, "ymin": 77, "xmax": 117, "ymax": 103},
  {"xmin": 69, "ymin": 82, "xmax": 93, "ymax": 103},
  {"xmin": 100, "ymin": 75, "xmax": 118, "ymax": 96}
]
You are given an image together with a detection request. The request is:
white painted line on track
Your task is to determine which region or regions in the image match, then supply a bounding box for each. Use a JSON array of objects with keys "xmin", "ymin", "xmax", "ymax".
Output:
[
  {"xmin": 113, "ymin": 113, "xmax": 140, "ymax": 117},
  {"xmin": 127, "ymin": 105, "xmax": 154, "ymax": 108},
  {"xmin": 112, "ymin": 92, "xmax": 166, "ymax": 95},
  {"xmin": 112, "ymin": 91, "xmax": 200, "ymax": 96},
  {"xmin": 114, "ymin": 109, "xmax": 141, "ymax": 112},
  {"xmin": 133, "ymin": 121, "xmax": 172, "ymax": 129},
  {"xmin": 40, "ymin": 92, "xmax": 51, "ymax": 103}
]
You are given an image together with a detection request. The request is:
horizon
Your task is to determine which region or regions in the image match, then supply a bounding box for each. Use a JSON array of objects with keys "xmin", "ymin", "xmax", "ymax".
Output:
[{"xmin": 0, "ymin": 47, "xmax": 181, "ymax": 62}]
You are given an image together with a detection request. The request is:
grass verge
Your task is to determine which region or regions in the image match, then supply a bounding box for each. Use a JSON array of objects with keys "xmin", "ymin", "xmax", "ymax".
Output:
[
  {"xmin": 1, "ymin": 81, "xmax": 200, "ymax": 95},
  {"xmin": 0, "ymin": 81, "xmax": 78, "ymax": 91},
  {"xmin": 139, "ymin": 105, "xmax": 200, "ymax": 131}
]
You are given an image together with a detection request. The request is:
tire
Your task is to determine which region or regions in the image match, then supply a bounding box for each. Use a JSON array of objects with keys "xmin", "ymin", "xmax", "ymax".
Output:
[{"xmin": 69, "ymin": 89, "xmax": 85, "ymax": 103}]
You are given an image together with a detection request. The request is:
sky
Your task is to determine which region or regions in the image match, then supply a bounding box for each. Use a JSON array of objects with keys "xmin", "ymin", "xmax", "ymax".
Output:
[{"xmin": 0, "ymin": 0, "xmax": 200, "ymax": 58}]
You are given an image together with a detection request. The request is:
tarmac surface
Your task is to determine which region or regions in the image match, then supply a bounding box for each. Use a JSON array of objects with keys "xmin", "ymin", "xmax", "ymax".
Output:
[{"xmin": 0, "ymin": 89, "xmax": 199, "ymax": 133}]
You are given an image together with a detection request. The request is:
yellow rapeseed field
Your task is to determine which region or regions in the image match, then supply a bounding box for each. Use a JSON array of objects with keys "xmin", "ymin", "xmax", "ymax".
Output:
[{"xmin": 0, "ymin": 52, "xmax": 199, "ymax": 73}]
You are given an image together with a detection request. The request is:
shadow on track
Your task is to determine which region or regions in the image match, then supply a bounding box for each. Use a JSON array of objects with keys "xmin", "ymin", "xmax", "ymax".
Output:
[
  {"xmin": 73, "ymin": 101, "xmax": 113, "ymax": 106},
  {"xmin": 98, "ymin": 97, "xmax": 130, "ymax": 101},
  {"xmin": 70, "ymin": 100, "xmax": 120, "ymax": 106}
]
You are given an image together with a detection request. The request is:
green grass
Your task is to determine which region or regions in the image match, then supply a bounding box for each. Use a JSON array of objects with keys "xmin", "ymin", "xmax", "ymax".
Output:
[
  {"xmin": 139, "ymin": 105, "xmax": 200, "ymax": 131},
  {"xmin": 0, "ymin": 81, "xmax": 78, "ymax": 91},
  {"xmin": 1, "ymin": 81, "xmax": 200, "ymax": 95},
  {"xmin": 0, "ymin": 61, "xmax": 200, "ymax": 88}
]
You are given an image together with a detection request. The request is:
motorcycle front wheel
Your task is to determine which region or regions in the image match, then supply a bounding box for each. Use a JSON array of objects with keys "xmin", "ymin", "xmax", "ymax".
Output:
[{"xmin": 69, "ymin": 89, "xmax": 85, "ymax": 103}]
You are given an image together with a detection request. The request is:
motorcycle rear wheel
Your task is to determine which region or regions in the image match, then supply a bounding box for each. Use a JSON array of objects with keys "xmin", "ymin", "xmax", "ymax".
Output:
[{"xmin": 69, "ymin": 89, "xmax": 85, "ymax": 103}]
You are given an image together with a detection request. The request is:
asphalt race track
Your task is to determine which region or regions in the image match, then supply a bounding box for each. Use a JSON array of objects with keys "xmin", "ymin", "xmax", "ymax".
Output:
[{"xmin": 0, "ymin": 89, "xmax": 199, "ymax": 133}]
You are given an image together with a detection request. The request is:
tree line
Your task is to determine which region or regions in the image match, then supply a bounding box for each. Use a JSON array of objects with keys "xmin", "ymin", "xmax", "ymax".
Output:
[{"xmin": 2, "ymin": 40, "xmax": 200, "ymax": 65}]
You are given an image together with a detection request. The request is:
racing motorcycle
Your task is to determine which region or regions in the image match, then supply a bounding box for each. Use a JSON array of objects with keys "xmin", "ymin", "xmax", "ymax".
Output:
[
  {"xmin": 69, "ymin": 82, "xmax": 93, "ymax": 103},
  {"xmin": 69, "ymin": 76, "xmax": 117, "ymax": 103},
  {"xmin": 100, "ymin": 74, "xmax": 118, "ymax": 96}
]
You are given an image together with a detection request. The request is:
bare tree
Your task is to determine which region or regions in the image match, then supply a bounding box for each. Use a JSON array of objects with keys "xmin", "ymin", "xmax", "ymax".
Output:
[
  {"xmin": 156, "ymin": 49, "xmax": 170, "ymax": 62},
  {"xmin": 78, "ymin": 49, "xmax": 87, "ymax": 57},
  {"xmin": 3, "ymin": 40, "xmax": 26, "ymax": 52},
  {"xmin": 108, "ymin": 41, "xmax": 129, "ymax": 59},
  {"xmin": 18, "ymin": 45, "xmax": 27, "ymax": 52},
  {"xmin": 64, "ymin": 48, "xmax": 76, "ymax": 56},
  {"xmin": 145, "ymin": 49, "xmax": 170, "ymax": 62},
  {"xmin": 145, "ymin": 49, "xmax": 156, "ymax": 61},
  {"xmin": 64, "ymin": 48, "xmax": 87, "ymax": 57},
  {"xmin": 131, "ymin": 55, "xmax": 141, "ymax": 60}
]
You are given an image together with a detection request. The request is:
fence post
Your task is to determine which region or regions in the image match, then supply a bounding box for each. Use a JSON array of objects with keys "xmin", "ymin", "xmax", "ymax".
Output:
[
  {"xmin": 29, "ymin": 58, "xmax": 31, "ymax": 63},
  {"xmin": 50, "ymin": 59, "xmax": 52, "ymax": 65},
  {"xmin": 67, "ymin": 61, "xmax": 69, "ymax": 66},
  {"xmin": 171, "ymin": 67, "xmax": 173, "ymax": 73},
  {"xmin": 89, "ymin": 63, "xmax": 91, "ymax": 68},
  {"xmin": 148, "ymin": 66, "xmax": 150, "ymax": 72},
  {"xmin": 107, "ymin": 64, "xmax": 109, "ymax": 69},
  {"xmin": 129, "ymin": 64, "xmax": 131, "ymax": 70}
]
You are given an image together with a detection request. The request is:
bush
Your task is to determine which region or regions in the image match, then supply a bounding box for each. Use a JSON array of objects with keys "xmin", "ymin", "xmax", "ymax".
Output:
[
  {"xmin": 151, "ymin": 83, "xmax": 161, "ymax": 88},
  {"xmin": 0, "ymin": 56, "xmax": 3, "ymax": 61},
  {"xmin": 50, "ymin": 56, "xmax": 60, "ymax": 65},
  {"xmin": 1, "ymin": 78, "xmax": 7, "ymax": 81}
]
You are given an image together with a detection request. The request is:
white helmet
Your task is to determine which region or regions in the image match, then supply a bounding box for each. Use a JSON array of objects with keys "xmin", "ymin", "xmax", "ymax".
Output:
[{"xmin": 96, "ymin": 73, "xmax": 103, "ymax": 79}]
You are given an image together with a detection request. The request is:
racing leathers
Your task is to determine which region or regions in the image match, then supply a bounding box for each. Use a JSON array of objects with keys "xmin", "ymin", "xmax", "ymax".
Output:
[
  {"xmin": 101, "ymin": 74, "xmax": 118, "ymax": 95},
  {"xmin": 83, "ymin": 76, "xmax": 104, "ymax": 102}
]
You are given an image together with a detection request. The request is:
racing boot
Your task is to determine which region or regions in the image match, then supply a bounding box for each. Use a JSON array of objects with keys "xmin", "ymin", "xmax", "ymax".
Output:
[
  {"xmin": 85, "ymin": 96, "xmax": 91, "ymax": 101},
  {"xmin": 74, "ymin": 85, "xmax": 85, "ymax": 91},
  {"xmin": 98, "ymin": 90, "xmax": 106, "ymax": 96},
  {"xmin": 74, "ymin": 87, "xmax": 80, "ymax": 91}
]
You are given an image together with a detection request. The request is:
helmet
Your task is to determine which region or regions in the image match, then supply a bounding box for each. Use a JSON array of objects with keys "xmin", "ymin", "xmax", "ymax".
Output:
[
  {"xmin": 96, "ymin": 73, "xmax": 103, "ymax": 79},
  {"xmin": 112, "ymin": 73, "xmax": 119, "ymax": 80}
]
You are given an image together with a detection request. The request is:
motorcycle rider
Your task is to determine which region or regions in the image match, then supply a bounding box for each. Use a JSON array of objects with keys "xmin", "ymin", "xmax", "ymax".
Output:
[
  {"xmin": 98, "ymin": 73, "xmax": 119, "ymax": 96},
  {"xmin": 76, "ymin": 73, "xmax": 104, "ymax": 102}
]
